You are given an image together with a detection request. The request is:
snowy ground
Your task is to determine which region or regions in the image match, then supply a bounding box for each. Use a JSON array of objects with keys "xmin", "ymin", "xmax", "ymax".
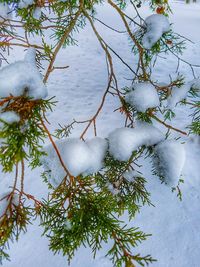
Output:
[{"xmin": 1, "ymin": 1, "xmax": 200, "ymax": 267}]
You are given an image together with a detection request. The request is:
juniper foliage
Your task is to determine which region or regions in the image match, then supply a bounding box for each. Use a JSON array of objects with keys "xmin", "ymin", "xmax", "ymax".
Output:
[{"xmin": 0, "ymin": 0, "xmax": 199, "ymax": 266}]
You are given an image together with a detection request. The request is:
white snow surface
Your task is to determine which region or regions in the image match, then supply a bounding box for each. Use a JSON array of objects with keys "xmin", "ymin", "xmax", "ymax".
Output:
[
  {"xmin": 0, "ymin": 192, "xmax": 10, "ymax": 218},
  {"xmin": 0, "ymin": 192, "xmax": 20, "ymax": 218},
  {"xmin": 142, "ymin": 14, "xmax": 170, "ymax": 49},
  {"xmin": 0, "ymin": 48, "xmax": 47, "ymax": 100},
  {"xmin": 125, "ymin": 82, "xmax": 160, "ymax": 112},
  {"xmin": 43, "ymin": 137, "xmax": 107, "ymax": 187},
  {"xmin": 0, "ymin": 3, "xmax": 9, "ymax": 21},
  {"xmin": 0, "ymin": 2, "xmax": 200, "ymax": 267},
  {"xmin": 154, "ymin": 139, "xmax": 186, "ymax": 186},
  {"xmin": 108, "ymin": 122, "xmax": 164, "ymax": 161}
]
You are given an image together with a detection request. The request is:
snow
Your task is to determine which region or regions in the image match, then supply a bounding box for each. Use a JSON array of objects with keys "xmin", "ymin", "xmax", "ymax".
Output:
[
  {"xmin": 0, "ymin": 192, "xmax": 20, "ymax": 219},
  {"xmin": 43, "ymin": 138, "xmax": 91, "ymax": 186},
  {"xmin": 167, "ymin": 83, "xmax": 191, "ymax": 109},
  {"xmin": 18, "ymin": 0, "xmax": 34, "ymax": 9},
  {"xmin": 24, "ymin": 47, "xmax": 37, "ymax": 64},
  {"xmin": 0, "ymin": 49, "xmax": 47, "ymax": 100},
  {"xmin": 190, "ymin": 78, "xmax": 200, "ymax": 95},
  {"xmin": 142, "ymin": 14, "xmax": 170, "ymax": 49},
  {"xmin": 0, "ymin": 192, "xmax": 10, "ymax": 218},
  {"xmin": 0, "ymin": 3, "xmax": 9, "ymax": 21},
  {"xmin": 167, "ymin": 77, "xmax": 200, "ymax": 109},
  {"xmin": 0, "ymin": 111, "xmax": 20, "ymax": 127},
  {"xmin": 84, "ymin": 137, "xmax": 108, "ymax": 175},
  {"xmin": 42, "ymin": 137, "xmax": 107, "ymax": 187},
  {"xmin": 107, "ymin": 183, "xmax": 119, "ymax": 195},
  {"xmin": 108, "ymin": 122, "xmax": 164, "ymax": 161},
  {"xmin": 123, "ymin": 170, "xmax": 141, "ymax": 182},
  {"xmin": 125, "ymin": 82, "xmax": 160, "ymax": 112},
  {"xmin": 33, "ymin": 8, "xmax": 42, "ymax": 20},
  {"xmin": 154, "ymin": 139, "xmax": 186, "ymax": 186}
]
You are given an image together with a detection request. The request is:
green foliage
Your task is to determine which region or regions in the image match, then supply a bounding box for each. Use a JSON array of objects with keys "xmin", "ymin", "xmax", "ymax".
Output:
[
  {"xmin": 39, "ymin": 170, "xmax": 154, "ymax": 266},
  {"xmin": 133, "ymin": 28, "xmax": 187, "ymax": 67},
  {"xmin": 188, "ymin": 102, "xmax": 200, "ymax": 135},
  {"xmin": 37, "ymin": 148, "xmax": 155, "ymax": 266},
  {"xmin": 0, "ymin": 0, "xmax": 199, "ymax": 266},
  {"xmin": 0, "ymin": 98, "xmax": 55, "ymax": 172},
  {"xmin": 0, "ymin": 195, "xmax": 33, "ymax": 264},
  {"xmin": 95, "ymin": 153, "xmax": 152, "ymax": 219}
]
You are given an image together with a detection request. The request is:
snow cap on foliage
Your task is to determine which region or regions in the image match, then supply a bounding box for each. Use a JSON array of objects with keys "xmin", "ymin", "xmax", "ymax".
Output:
[
  {"xmin": 0, "ymin": 48, "xmax": 47, "ymax": 100},
  {"xmin": 0, "ymin": 111, "xmax": 20, "ymax": 128},
  {"xmin": 24, "ymin": 47, "xmax": 37, "ymax": 64},
  {"xmin": 142, "ymin": 14, "xmax": 170, "ymax": 49},
  {"xmin": 0, "ymin": 3, "xmax": 10, "ymax": 21},
  {"xmin": 84, "ymin": 137, "xmax": 108, "ymax": 175},
  {"xmin": 108, "ymin": 122, "xmax": 164, "ymax": 161},
  {"xmin": 125, "ymin": 82, "xmax": 160, "ymax": 112},
  {"xmin": 154, "ymin": 139, "xmax": 186, "ymax": 186},
  {"xmin": 42, "ymin": 137, "xmax": 108, "ymax": 187},
  {"xmin": 167, "ymin": 83, "xmax": 191, "ymax": 109},
  {"xmin": 18, "ymin": 0, "xmax": 34, "ymax": 8}
]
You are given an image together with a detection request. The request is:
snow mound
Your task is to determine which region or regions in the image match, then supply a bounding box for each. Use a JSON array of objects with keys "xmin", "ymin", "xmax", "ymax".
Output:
[
  {"xmin": 108, "ymin": 122, "xmax": 164, "ymax": 161},
  {"xmin": 42, "ymin": 137, "xmax": 107, "ymax": 187},
  {"xmin": 167, "ymin": 83, "xmax": 191, "ymax": 109},
  {"xmin": 0, "ymin": 48, "xmax": 47, "ymax": 100},
  {"xmin": 125, "ymin": 82, "xmax": 160, "ymax": 112},
  {"xmin": 142, "ymin": 14, "xmax": 170, "ymax": 49},
  {"xmin": 154, "ymin": 140, "xmax": 186, "ymax": 186},
  {"xmin": 0, "ymin": 3, "xmax": 10, "ymax": 21},
  {"xmin": 0, "ymin": 111, "xmax": 20, "ymax": 128}
]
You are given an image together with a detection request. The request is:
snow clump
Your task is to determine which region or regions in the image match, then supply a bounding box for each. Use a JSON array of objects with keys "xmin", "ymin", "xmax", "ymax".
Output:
[
  {"xmin": 167, "ymin": 83, "xmax": 191, "ymax": 109},
  {"xmin": 0, "ymin": 111, "xmax": 20, "ymax": 128},
  {"xmin": 167, "ymin": 78, "xmax": 200, "ymax": 109},
  {"xmin": 108, "ymin": 122, "xmax": 164, "ymax": 161},
  {"xmin": 84, "ymin": 137, "xmax": 108, "ymax": 175},
  {"xmin": 142, "ymin": 14, "xmax": 170, "ymax": 49},
  {"xmin": 154, "ymin": 139, "xmax": 186, "ymax": 186},
  {"xmin": 42, "ymin": 137, "xmax": 108, "ymax": 187},
  {"xmin": 0, "ymin": 48, "xmax": 47, "ymax": 100},
  {"xmin": 125, "ymin": 82, "xmax": 160, "ymax": 112}
]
